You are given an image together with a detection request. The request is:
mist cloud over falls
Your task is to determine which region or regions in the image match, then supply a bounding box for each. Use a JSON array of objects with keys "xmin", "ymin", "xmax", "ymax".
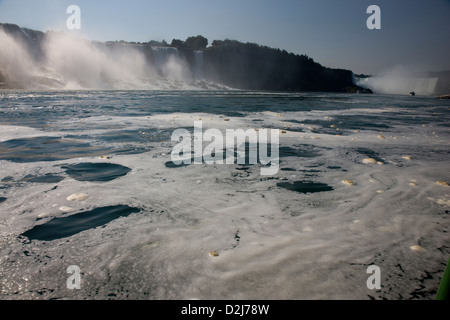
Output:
[
  {"xmin": 0, "ymin": 25, "xmax": 202, "ymax": 90},
  {"xmin": 356, "ymin": 66, "xmax": 442, "ymax": 96}
]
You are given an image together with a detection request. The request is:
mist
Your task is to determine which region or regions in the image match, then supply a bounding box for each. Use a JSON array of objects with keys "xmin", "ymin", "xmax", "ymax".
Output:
[
  {"xmin": 0, "ymin": 27, "xmax": 204, "ymax": 90},
  {"xmin": 0, "ymin": 27, "xmax": 39, "ymax": 88},
  {"xmin": 357, "ymin": 65, "xmax": 439, "ymax": 96}
]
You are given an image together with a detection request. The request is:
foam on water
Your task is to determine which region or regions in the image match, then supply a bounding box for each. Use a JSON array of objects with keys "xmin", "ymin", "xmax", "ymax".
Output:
[{"xmin": 0, "ymin": 91, "xmax": 449, "ymax": 300}]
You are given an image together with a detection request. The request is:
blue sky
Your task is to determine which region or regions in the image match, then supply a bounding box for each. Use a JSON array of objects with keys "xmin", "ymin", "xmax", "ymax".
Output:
[{"xmin": 0, "ymin": 0, "xmax": 449, "ymax": 75}]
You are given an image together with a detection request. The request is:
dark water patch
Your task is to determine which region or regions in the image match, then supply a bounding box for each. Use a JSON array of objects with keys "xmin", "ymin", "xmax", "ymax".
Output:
[
  {"xmin": 333, "ymin": 115, "xmax": 391, "ymax": 130},
  {"xmin": 0, "ymin": 135, "xmax": 150, "ymax": 163},
  {"xmin": 282, "ymin": 127, "xmax": 304, "ymax": 133},
  {"xmin": 301, "ymin": 116, "xmax": 391, "ymax": 131},
  {"xmin": 277, "ymin": 181, "xmax": 333, "ymax": 194},
  {"xmin": 279, "ymin": 145, "xmax": 322, "ymax": 158},
  {"xmin": 327, "ymin": 165, "xmax": 347, "ymax": 172},
  {"xmin": 280, "ymin": 168, "xmax": 296, "ymax": 171},
  {"xmin": 61, "ymin": 163, "xmax": 131, "ymax": 182},
  {"xmin": 0, "ymin": 197, "xmax": 6, "ymax": 203},
  {"xmin": 303, "ymin": 124, "xmax": 345, "ymax": 136},
  {"xmin": 97, "ymin": 128, "xmax": 176, "ymax": 143},
  {"xmin": 21, "ymin": 205, "xmax": 141, "ymax": 241},
  {"xmin": 312, "ymin": 128, "xmax": 344, "ymax": 136},
  {"xmin": 306, "ymin": 162, "xmax": 325, "ymax": 168},
  {"xmin": 1, "ymin": 176, "xmax": 14, "ymax": 182},
  {"xmin": 61, "ymin": 134, "xmax": 94, "ymax": 140},
  {"xmin": 0, "ymin": 136, "xmax": 112, "ymax": 163},
  {"xmin": 22, "ymin": 174, "xmax": 65, "ymax": 184},
  {"xmin": 437, "ymin": 121, "xmax": 450, "ymax": 128},
  {"xmin": 122, "ymin": 91, "xmax": 340, "ymax": 116},
  {"xmin": 44, "ymin": 186, "xmax": 58, "ymax": 193},
  {"xmin": 285, "ymin": 119, "xmax": 303, "ymax": 124},
  {"xmin": 165, "ymin": 160, "xmax": 191, "ymax": 168}
]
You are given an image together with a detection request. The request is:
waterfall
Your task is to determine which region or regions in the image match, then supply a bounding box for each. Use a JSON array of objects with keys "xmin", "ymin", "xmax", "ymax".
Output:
[
  {"xmin": 193, "ymin": 51, "xmax": 204, "ymax": 80},
  {"xmin": 151, "ymin": 47, "xmax": 180, "ymax": 72},
  {"xmin": 357, "ymin": 67, "xmax": 440, "ymax": 96},
  {"xmin": 0, "ymin": 23, "xmax": 227, "ymax": 90},
  {"xmin": 412, "ymin": 78, "xmax": 438, "ymax": 95},
  {"xmin": 149, "ymin": 46, "xmax": 189, "ymax": 82}
]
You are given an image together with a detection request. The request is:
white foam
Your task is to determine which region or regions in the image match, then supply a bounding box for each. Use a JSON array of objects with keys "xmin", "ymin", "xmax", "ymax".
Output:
[
  {"xmin": 66, "ymin": 193, "xmax": 89, "ymax": 201},
  {"xmin": 0, "ymin": 125, "xmax": 53, "ymax": 141},
  {"xmin": 0, "ymin": 94, "xmax": 449, "ymax": 300}
]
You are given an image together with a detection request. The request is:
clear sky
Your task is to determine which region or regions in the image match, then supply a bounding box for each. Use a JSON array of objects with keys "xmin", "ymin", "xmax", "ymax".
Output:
[{"xmin": 0, "ymin": 0, "xmax": 449, "ymax": 75}]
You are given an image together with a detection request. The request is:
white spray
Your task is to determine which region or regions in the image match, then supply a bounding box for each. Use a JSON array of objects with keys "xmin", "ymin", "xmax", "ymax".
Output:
[
  {"xmin": 0, "ymin": 27, "xmax": 195, "ymax": 89},
  {"xmin": 358, "ymin": 65, "xmax": 438, "ymax": 95}
]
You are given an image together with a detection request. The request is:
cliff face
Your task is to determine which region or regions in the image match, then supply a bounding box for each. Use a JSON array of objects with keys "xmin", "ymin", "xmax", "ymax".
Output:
[
  {"xmin": 202, "ymin": 40, "xmax": 357, "ymax": 92},
  {"xmin": 0, "ymin": 23, "xmax": 359, "ymax": 92}
]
